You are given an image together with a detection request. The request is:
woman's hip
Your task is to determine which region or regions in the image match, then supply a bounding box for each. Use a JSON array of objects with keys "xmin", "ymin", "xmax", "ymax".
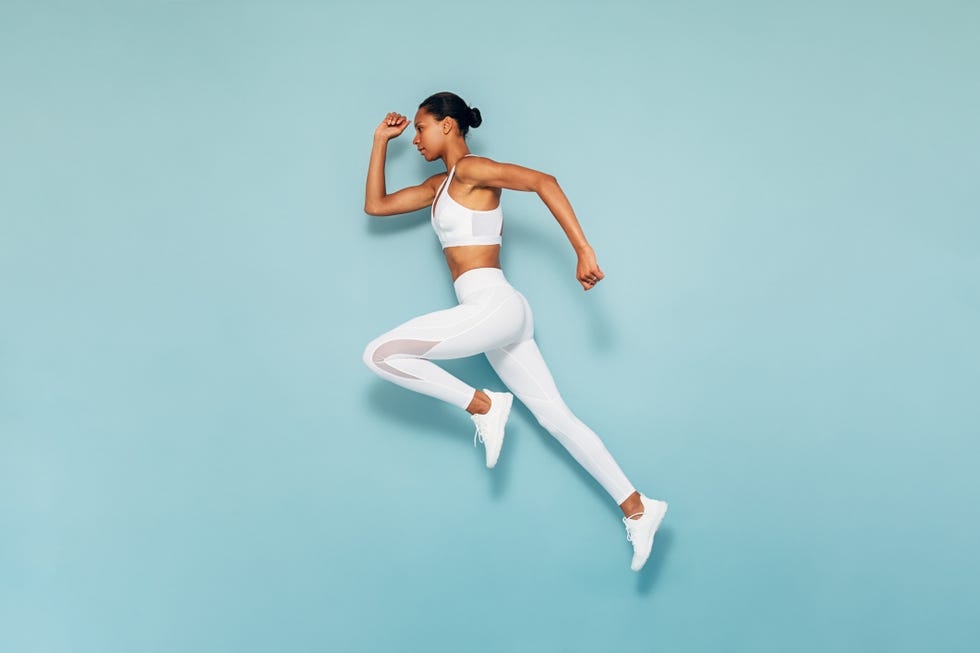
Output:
[{"xmin": 368, "ymin": 282, "xmax": 532, "ymax": 356}]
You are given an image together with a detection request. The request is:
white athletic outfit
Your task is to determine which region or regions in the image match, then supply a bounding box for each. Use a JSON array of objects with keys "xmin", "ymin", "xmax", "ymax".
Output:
[{"xmin": 362, "ymin": 154, "xmax": 637, "ymax": 505}]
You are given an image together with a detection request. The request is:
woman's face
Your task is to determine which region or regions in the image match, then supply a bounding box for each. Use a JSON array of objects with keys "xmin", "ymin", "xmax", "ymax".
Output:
[{"xmin": 412, "ymin": 109, "xmax": 449, "ymax": 160}]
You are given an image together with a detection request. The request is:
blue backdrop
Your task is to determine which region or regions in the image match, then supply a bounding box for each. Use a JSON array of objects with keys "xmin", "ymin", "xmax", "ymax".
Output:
[{"xmin": 2, "ymin": 1, "xmax": 978, "ymax": 651}]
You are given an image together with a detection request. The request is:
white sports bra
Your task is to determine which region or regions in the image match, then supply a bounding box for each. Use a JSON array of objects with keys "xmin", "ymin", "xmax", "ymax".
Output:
[{"xmin": 431, "ymin": 154, "xmax": 503, "ymax": 249}]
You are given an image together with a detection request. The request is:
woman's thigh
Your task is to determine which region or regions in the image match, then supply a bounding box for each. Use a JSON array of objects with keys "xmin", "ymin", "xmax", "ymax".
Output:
[{"xmin": 367, "ymin": 285, "xmax": 528, "ymax": 361}]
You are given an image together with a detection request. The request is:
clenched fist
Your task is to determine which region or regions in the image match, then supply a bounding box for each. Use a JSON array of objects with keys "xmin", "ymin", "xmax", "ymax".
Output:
[
  {"xmin": 576, "ymin": 246, "xmax": 605, "ymax": 291},
  {"xmin": 375, "ymin": 112, "xmax": 411, "ymax": 141}
]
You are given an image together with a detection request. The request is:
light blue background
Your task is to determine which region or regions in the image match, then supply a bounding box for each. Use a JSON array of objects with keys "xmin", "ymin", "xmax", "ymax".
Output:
[{"xmin": 2, "ymin": 1, "xmax": 978, "ymax": 651}]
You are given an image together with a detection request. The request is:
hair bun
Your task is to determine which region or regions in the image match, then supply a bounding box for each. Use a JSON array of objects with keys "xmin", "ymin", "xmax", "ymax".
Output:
[{"xmin": 469, "ymin": 107, "xmax": 482, "ymax": 129}]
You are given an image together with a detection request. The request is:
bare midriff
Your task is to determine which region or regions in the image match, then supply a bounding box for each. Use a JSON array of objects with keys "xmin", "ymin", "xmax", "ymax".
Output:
[{"xmin": 444, "ymin": 244, "xmax": 501, "ymax": 282}]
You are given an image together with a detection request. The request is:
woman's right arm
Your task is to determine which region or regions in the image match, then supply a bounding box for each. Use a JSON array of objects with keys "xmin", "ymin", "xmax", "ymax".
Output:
[{"xmin": 364, "ymin": 112, "xmax": 439, "ymax": 216}]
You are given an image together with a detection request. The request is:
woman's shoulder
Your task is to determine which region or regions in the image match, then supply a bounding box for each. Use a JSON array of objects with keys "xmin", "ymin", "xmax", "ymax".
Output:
[
  {"xmin": 452, "ymin": 154, "xmax": 496, "ymax": 182},
  {"xmin": 457, "ymin": 153, "xmax": 493, "ymax": 167},
  {"xmin": 423, "ymin": 171, "xmax": 449, "ymax": 189},
  {"xmin": 455, "ymin": 155, "xmax": 542, "ymax": 194}
]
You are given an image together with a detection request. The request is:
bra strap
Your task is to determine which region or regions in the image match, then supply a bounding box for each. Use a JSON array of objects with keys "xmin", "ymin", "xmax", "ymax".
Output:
[{"xmin": 449, "ymin": 153, "xmax": 476, "ymax": 181}]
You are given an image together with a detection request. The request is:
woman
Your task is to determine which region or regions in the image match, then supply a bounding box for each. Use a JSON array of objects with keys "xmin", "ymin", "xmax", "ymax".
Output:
[{"xmin": 362, "ymin": 91, "xmax": 668, "ymax": 572}]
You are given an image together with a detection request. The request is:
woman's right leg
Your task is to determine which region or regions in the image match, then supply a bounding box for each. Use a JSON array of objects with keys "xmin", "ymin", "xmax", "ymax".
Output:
[{"xmin": 362, "ymin": 286, "xmax": 527, "ymax": 411}]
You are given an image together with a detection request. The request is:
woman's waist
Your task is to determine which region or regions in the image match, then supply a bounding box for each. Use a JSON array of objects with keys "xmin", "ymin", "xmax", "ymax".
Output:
[
  {"xmin": 445, "ymin": 245, "xmax": 501, "ymax": 282},
  {"xmin": 452, "ymin": 265, "xmax": 515, "ymax": 303}
]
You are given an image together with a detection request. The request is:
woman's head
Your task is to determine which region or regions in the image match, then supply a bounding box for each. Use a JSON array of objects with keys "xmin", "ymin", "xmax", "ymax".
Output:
[{"xmin": 412, "ymin": 91, "xmax": 482, "ymax": 159}]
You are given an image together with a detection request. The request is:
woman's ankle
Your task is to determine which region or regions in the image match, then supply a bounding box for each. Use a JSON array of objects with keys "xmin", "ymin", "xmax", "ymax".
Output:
[
  {"xmin": 466, "ymin": 390, "xmax": 491, "ymax": 415},
  {"xmin": 619, "ymin": 491, "xmax": 644, "ymax": 519}
]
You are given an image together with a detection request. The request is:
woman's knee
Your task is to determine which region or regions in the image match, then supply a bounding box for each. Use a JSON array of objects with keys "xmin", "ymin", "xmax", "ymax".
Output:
[
  {"xmin": 362, "ymin": 334, "xmax": 439, "ymax": 373},
  {"xmin": 524, "ymin": 398, "xmax": 568, "ymax": 432},
  {"xmin": 362, "ymin": 335, "xmax": 386, "ymax": 372}
]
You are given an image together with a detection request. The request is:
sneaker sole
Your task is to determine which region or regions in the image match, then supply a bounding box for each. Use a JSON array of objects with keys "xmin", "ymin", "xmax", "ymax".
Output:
[
  {"xmin": 486, "ymin": 392, "xmax": 513, "ymax": 468},
  {"xmin": 632, "ymin": 501, "xmax": 668, "ymax": 571},
  {"xmin": 648, "ymin": 501, "xmax": 668, "ymax": 533}
]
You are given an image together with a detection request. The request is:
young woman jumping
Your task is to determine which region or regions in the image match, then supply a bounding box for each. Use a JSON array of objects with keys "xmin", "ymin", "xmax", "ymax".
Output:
[{"xmin": 361, "ymin": 91, "xmax": 668, "ymax": 571}]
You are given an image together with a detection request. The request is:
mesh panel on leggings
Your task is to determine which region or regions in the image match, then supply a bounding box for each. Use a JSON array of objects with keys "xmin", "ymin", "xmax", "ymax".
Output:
[{"xmin": 371, "ymin": 339, "xmax": 440, "ymax": 380}]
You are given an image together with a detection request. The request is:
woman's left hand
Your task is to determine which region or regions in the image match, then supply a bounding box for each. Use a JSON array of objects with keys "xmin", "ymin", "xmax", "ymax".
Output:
[{"xmin": 576, "ymin": 246, "xmax": 605, "ymax": 291}]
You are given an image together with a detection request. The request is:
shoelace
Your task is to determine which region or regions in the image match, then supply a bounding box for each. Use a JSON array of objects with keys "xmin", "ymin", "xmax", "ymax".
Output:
[
  {"xmin": 472, "ymin": 413, "xmax": 489, "ymax": 447},
  {"xmin": 622, "ymin": 512, "xmax": 645, "ymax": 542}
]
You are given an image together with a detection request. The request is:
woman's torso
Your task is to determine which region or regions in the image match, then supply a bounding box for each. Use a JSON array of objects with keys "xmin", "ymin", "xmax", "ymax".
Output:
[{"xmin": 431, "ymin": 154, "xmax": 504, "ymax": 281}]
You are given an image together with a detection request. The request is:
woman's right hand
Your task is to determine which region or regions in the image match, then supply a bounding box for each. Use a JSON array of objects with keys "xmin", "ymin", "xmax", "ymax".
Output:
[
  {"xmin": 375, "ymin": 112, "xmax": 411, "ymax": 140},
  {"xmin": 576, "ymin": 245, "xmax": 605, "ymax": 291}
]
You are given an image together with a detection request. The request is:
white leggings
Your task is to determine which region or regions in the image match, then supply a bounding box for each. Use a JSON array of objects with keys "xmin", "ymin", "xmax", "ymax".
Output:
[{"xmin": 362, "ymin": 267, "xmax": 636, "ymax": 505}]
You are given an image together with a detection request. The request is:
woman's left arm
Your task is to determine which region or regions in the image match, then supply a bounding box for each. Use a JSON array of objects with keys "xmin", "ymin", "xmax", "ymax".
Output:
[{"xmin": 455, "ymin": 157, "xmax": 605, "ymax": 291}]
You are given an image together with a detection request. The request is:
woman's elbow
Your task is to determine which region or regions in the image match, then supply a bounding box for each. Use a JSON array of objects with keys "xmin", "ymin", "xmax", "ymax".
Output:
[{"xmin": 536, "ymin": 173, "xmax": 558, "ymax": 193}]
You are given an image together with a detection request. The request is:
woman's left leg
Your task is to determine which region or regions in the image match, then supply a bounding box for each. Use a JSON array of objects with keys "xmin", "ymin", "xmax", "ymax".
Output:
[
  {"xmin": 487, "ymin": 332, "xmax": 669, "ymax": 570},
  {"xmin": 485, "ymin": 333, "xmax": 639, "ymax": 507}
]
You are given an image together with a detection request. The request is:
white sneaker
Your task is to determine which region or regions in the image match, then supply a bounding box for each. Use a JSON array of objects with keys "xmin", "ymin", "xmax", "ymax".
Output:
[
  {"xmin": 623, "ymin": 493, "xmax": 668, "ymax": 571},
  {"xmin": 470, "ymin": 389, "xmax": 513, "ymax": 468}
]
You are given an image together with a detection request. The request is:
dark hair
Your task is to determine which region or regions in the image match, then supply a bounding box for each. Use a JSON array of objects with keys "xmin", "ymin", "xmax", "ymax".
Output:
[{"xmin": 418, "ymin": 91, "xmax": 482, "ymax": 138}]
